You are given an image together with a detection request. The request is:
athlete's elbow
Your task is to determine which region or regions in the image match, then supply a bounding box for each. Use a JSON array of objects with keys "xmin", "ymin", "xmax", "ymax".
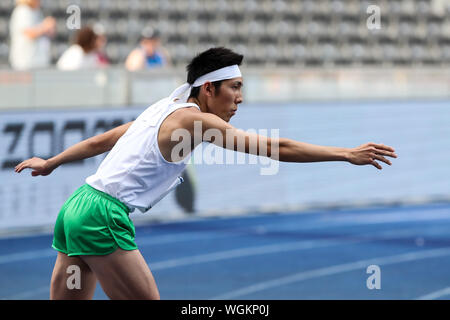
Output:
[
  {"xmin": 89, "ymin": 134, "xmax": 109, "ymax": 154},
  {"xmin": 273, "ymin": 138, "xmax": 299, "ymax": 162},
  {"xmin": 268, "ymin": 137, "xmax": 287, "ymax": 161}
]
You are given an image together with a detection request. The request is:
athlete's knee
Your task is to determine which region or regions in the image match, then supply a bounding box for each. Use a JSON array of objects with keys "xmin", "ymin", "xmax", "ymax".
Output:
[
  {"xmin": 147, "ymin": 287, "xmax": 160, "ymax": 300},
  {"xmin": 131, "ymin": 280, "xmax": 160, "ymax": 300},
  {"xmin": 139, "ymin": 290, "xmax": 160, "ymax": 300},
  {"xmin": 129, "ymin": 276, "xmax": 160, "ymax": 300}
]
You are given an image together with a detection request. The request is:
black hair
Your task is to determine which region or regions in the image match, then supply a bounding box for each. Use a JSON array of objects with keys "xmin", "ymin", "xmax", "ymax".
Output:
[{"xmin": 186, "ymin": 47, "xmax": 244, "ymax": 99}]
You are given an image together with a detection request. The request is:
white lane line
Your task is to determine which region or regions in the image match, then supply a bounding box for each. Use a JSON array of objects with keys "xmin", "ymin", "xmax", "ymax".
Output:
[
  {"xmin": 0, "ymin": 249, "xmax": 56, "ymax": 265},
  {"xmin": 323, "ymin": 208, "xmax": 450, "ymax": 225},
  {"xmin": 136, "ymin": 231, "xmax": 237, "ymax": 246},
  {"xmin": 149, "ymin": 238, "xmax": 356, "ymax": 271},
  {"xmin": 211, "ymin": 247, "xmax": 450, "ymax": 300},
  {"xmin": 416, "ymin": 287, "xmax": 450, "ymax": 300}
]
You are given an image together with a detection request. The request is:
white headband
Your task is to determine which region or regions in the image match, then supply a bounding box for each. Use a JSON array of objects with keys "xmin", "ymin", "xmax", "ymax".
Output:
[{"xmin": 169, "ymin": 65, "xmax": 242, "ymax": 103}]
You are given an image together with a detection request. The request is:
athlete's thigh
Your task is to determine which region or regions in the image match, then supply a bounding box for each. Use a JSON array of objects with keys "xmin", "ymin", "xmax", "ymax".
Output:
[
  {"xmin": 80, "ymin": 248, "xmax": 160, "ymax": 300},
  {"xmin": 50, "ymin": 252, "xmax": 97, "ymax": 300}
]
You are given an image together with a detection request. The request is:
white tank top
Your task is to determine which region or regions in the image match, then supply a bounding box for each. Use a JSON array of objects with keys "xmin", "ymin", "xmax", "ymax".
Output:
[{"xmin": 86, "ymin": 97, "xmax": 200, "ymax": 213}]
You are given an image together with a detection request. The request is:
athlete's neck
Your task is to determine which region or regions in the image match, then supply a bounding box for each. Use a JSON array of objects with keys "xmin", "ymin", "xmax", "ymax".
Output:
[{"xmin": 187, "ymin": 96, "xmax": 207, "ymax": 113}]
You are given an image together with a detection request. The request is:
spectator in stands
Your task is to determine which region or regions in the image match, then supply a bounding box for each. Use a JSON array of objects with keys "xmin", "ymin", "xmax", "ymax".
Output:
[
  {"xmin": 125, "ymin": 26, "xmax": 171, "ymax": 71},
  {"xmin": 93, "ymin": 23, "xmax": 110, "ymax": 67},
  {"xmin": 57, "ymin": 26, "xmax": 103, "ymax": 71},
  {"xmin": 9, "ymin": 0, "xmax": 56, "ymax": 70}
]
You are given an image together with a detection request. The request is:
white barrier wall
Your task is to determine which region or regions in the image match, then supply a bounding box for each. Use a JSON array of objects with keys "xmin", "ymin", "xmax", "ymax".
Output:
[{"xmin": 0, "ymin": 67, "xmax": 449, "ymax": 109}]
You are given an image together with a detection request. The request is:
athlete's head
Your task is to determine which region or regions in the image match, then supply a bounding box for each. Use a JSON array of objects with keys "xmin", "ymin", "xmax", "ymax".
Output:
[{"xmin": 187, "ymin": 47, "xmax": 244, "ymax": 122}]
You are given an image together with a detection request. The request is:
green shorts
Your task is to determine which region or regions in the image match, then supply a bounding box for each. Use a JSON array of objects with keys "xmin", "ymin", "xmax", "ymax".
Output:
[{"xmin": 52, "ymin": 184, "xmax": 138, "ymax": 256}]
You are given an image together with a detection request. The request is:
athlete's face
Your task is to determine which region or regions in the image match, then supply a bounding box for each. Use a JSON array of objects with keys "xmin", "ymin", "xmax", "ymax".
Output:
[{"xmin": 207, "ymin": 77, "xmax": 243, "ymax": 122}]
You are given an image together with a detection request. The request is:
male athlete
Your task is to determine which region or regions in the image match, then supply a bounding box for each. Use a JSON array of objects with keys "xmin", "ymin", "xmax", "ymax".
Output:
[{"xmin": 15, "ymin": 47, "xmax": 397, "ymax": 299}]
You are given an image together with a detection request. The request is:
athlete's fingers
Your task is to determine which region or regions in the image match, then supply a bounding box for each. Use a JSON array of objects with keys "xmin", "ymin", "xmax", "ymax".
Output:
[
  {"xmin": 14, "ymin": 162, "xmax": 23, "ymax": 172},
  {"xmin": 372, "ymin": 148, "xmax": 397, "ymax": 159},
  {"xmin": 18, "ymin": 159, "xmax": 32, "ymax": 170},
  {"xmin": 16, "ymin": 162, "xmax": 31, "ymax": 173},
  {"xmin": 18, "ymin": 167, "xmax": 25, "ymax": 173},
  {"xmin": 371, "ymin": 160, "xmax": 382, "ymax": 170},
  {"xmin": 370, "ymin": 143, "xmax": 395, "ymax": 153},
  {"xmin": 15, "ymin": 162, "xmax": 27, "ymax": 173},
  {"xmin": 372, "ymin": 154, "xmax": 392, "ymax": 166},
  {"xmin": 16, "ymin": 158, "xmax": 44, "ymax": 173}
]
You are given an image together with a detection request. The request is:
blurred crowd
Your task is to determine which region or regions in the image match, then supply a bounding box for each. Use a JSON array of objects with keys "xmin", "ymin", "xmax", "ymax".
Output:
[
  {"xmin": 7, "ymin": 0, "xmax": 450, "ymax": 70},
  {"xmin": 8, "ymin": 0, "xmax": 171, "ymax": 71}
]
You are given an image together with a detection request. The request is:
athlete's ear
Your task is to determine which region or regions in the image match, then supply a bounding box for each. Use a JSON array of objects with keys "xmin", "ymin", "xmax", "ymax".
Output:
[{"xmin": 202, "ymin": 81, "xmax": 214, "ymax": 97}]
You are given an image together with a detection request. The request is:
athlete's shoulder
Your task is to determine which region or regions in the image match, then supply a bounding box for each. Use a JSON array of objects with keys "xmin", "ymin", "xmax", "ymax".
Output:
[
  {"xmin": 172, "ymin": 103, "xmax": 202, "ymax": 116},
  {"xmin": 169, "ymin": 105, "xmax": 202, "ymax": 125},
  {"xmin": 175, "ymin": 107, "xmax": 233, "ymax": 133}
]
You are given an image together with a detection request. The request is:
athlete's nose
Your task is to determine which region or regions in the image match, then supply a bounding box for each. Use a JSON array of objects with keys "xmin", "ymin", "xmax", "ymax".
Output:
[{"xmin": 235, "ymin": 92, "xmax": 243, "ymax": 105}]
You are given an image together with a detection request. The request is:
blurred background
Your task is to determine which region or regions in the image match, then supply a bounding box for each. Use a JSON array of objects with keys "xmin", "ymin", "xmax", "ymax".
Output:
[{"xmin": 0, "ymin": 0, "xmax": 449, "ymax": 300}]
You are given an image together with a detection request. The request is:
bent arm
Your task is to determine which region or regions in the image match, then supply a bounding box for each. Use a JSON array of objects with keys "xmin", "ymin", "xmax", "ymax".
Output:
[
  {"xmin": 48, "ymin": 121, "xmax": 133, "ymax": 167},
  {"xmin": 15, "ymin": 121, "xmax": 133, "ymax": 175}
]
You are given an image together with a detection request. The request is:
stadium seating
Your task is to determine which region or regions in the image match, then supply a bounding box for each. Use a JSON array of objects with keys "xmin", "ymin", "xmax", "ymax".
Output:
[{"xmin": 0, "ymin": 0, "xmax": 449, "ymax": 67}]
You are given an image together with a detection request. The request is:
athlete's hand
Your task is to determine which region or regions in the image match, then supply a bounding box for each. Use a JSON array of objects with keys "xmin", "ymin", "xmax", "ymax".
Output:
[
  {"xmin": 347, "ymin": 143, "xmax": 397, "ymax": 170},
  {"xmin": 14, "ymin": 157, "xmax": 56, "ymax": 176}
]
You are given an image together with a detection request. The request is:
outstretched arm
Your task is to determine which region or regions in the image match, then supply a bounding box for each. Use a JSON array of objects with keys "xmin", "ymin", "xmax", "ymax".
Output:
[
  {"xmin": 181, "ymin": 111, "xmax": 397, "ymax": 170},
  {"xmin": 15, "ymin": 121, "xmax": 133, "ymax": 176}
]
